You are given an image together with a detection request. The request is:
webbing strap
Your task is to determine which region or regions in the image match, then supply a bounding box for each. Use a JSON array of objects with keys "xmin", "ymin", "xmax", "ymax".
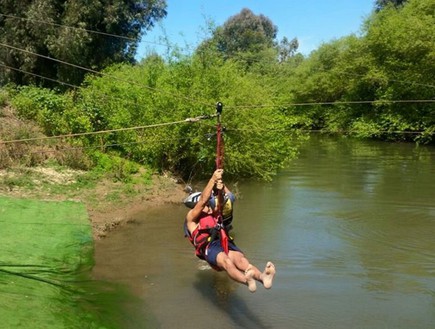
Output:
[
  {"xmin": 215, "ymin": 102, "xmax": 229, "ymax": 254},
  {"xmin": 215, "ymin": 102, "xmax": 224, "ymax": 222}
]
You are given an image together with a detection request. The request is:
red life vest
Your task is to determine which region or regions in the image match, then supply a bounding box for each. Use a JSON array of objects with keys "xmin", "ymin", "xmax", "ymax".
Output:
[{"xmin": 185, "ymin": 213, "xmax": 219, "ymax": 259}]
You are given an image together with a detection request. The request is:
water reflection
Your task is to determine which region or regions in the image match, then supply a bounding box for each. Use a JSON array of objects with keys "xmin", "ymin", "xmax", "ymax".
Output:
[{"xmin": 193, "ymin": 270, "xmax": 269, "ymax": 329}]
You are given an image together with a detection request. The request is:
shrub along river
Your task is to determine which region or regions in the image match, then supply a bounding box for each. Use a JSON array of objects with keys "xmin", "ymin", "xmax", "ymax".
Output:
[{"xmin": 92, "ymin": 135, "xmax": 435, "ymax": 329}]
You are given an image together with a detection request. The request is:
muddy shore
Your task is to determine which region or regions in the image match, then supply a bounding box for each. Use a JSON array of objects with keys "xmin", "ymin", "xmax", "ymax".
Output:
[{"xmin": 88, "ymin": 175, "xmax": 187, "ymax": 239}]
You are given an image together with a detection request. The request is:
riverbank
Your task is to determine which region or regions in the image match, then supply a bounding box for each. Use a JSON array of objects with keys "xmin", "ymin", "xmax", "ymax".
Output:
[
  {"xmin": 0, "ymin": 167, "xmax": 187, "ymax": 240},
  {"xmin": 0, "ymin": 105, "xmax": 188, "ymax": 239},
  {"xmin": 87, "ymin": 174, "xmax": 187, "ymax": 239}
]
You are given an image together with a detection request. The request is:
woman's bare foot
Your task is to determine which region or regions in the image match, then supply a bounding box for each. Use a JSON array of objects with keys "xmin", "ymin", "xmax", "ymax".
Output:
[
  {"xmin": 245, "ymin": 265, "xmax": 257, "ymax": 293},
  {"xmin": 261, "ymin": 262, "xmax": 275, "ymax": 289}
]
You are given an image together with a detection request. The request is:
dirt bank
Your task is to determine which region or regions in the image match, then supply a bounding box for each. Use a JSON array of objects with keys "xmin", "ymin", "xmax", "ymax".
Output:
[{"xmin": 88, "ymin": 175, "xmax": 187, "ymax": 239}]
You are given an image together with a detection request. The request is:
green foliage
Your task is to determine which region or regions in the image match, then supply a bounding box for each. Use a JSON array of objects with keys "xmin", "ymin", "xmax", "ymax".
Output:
[
  {"xmin": 10, "ymin": 86, "xmax": 92, "ymax": 136},
  {"xmin": 89, "ymin": 151, "xmax": 140, "ymax": 183},
  {"xmin": 375, "ymin": 0, "xmax": 408, "ymax": 11},
  {"xmin": 3, "ymin": 0, "xmax": 434, "ymax": 184},
  {"xmin": 215, "ymin": 8, "xmax": 277, "ymax": 57},
  {"xmin": 289, "ymin": 0, "xmax": 434, "ymax": 143},
  {"xmin": 0, "ymin": 88, "xmax": 10, "ymax": 107},
  {"xmin": 0, "ymin": 168, "xmax": 35, "ymax": 190},
  {"xmin": 278, "ymin": 37, "xmax": 299, "ymax": 63},
  {"xmin": 0, "ymin": 0, "xmax": 167, "ymax": 87},
  {"xmin": 75, "ymin": 52, "xmax": 300, "ymax": 180},
  {"xmin": 199, "ymin": 7, "xmax": 299, "ymax": 68}
]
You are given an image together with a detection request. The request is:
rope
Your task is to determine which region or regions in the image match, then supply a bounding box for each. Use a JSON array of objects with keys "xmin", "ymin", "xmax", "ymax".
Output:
[
  {"xmin": 1, "ymin": 42, "xmax": 433, "ymax": 112},
  {"xmin": 0, "ymin": 114, "xmax": 214, "ymax": 145},
  {"xmin": 0, "ymin": 63, "xmax": 80, "ymax": 89},
  {"xmin": 0, "ymin": 42, "xmax": 211, "ymax": 107},
  {"xmin": 0, "ymin": 13, "xmax": 166, "ymax": 46},
  {"xmin": 213, "ymin": 102, "xmax": 229, "ymax": 254},
  {"xmin": 226, "ymin": 99, "xmax": 435, "ymax": 110},
  {"xmin": 216, "ymin": 121, "xmax": 225, "ymax": 219}
]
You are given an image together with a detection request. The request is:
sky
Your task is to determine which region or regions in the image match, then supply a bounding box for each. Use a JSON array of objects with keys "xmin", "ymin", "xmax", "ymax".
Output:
[{"xmin": 136, "ymin": 0, "xmax": 375, "ymax": 59}]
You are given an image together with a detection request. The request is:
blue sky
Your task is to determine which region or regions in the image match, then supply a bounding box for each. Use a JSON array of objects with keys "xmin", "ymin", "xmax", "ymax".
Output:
[{"xmin": 136, "ymin": 0, "xmax": 375, "ymax": 59}]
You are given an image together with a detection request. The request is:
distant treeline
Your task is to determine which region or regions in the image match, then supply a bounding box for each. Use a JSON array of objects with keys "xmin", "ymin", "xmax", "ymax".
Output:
[{"xmin": 1, "ymin": 0, "xmax": 433, "ymax": 180}]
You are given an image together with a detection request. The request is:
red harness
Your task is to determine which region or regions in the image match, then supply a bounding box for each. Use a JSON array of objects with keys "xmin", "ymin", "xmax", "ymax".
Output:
[{"xmin": 186, "ymin": 213, "xmax": 219, "ymax": 259}]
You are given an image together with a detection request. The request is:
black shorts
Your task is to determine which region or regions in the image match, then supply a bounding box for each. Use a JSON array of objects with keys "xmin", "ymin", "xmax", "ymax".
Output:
[{"xmin": 204, "ymin": 239, "xmax": 242, "ymax": 266}]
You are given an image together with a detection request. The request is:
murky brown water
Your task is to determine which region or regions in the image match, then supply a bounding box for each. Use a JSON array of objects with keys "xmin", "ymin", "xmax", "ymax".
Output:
[{"xmin": 93, "ymin": 136, "xmax": 435, "ymax": 329}]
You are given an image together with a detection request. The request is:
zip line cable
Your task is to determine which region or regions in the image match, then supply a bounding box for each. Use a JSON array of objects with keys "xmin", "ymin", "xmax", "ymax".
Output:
[
  {"xmin": 5, "ymin": 133, "xmax": 207, "ymax": 158},
  {"xmin": 0, "ymin": 61, "xmax": 171, "ymax": 108},
  {"xmin": 0, "ymin": 114, "xmax": 216, "ymax": 145},
  {"xmin": 334, "ymin": 71, "xmax": 435, "ymax": 90},
  {"xmin": 0, "ymin": 58, "xmax": 433, "ymax": 145},
  {"xmin": 195, "ymin": 121, "xmax": 435, "ymax": 135},
  {"xmin": 0, "ymin": 39, "xmax": 433, "ymax": 148},
  {"xmin": 2, "ymin": 56, "xmax": 432, "ymax": 111},
  {"xmin": 0, "ymin": 42, "xmax": 104, "ymax": 74},
  {"xmin": 2, "ymin": 53, "xmax": 431, "ymax": 113},
  {"xmin": 3, "ymin": 121, "xmax": 432, "ymax": 157},
  {"xmin": 1, "ymin": 57, "xmax": 433, "ymax": 112},
  {"xmin": 0, "ymin": 63, "xmax": 80, "ymax": 89},
  {"xmin": 5, "ymin": 126, "xmax": 433, "ymax": 161},
  {"xmin": 0, "ymin": 61, "xmax": 203, "ymax": 112},
  {"xmin": 0, "ymin": 42, "xmax": 211, "ymax": 107},
  {"xmin": 0, "ymin": 13, "xmax": 167, "ymax": 46},
  {"xmin": 2, "ymin": 58, "xmax": 432, "ymax": 111},
  {"xmin": 226, "ymin": 127, "xmax": 434, "ymax": 135},
  {"xmin": 1, "ymin": 40, "xmax": 433, "ymax": 110},
  {"xmin": 226, "ymin": 99, "xmax": 435, "ymax": 110}
]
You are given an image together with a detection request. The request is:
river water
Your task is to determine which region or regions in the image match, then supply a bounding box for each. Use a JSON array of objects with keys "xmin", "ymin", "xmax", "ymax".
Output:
[{"xmin": 92, "ymin": 136, "xmax": 435, "ymax": 329}]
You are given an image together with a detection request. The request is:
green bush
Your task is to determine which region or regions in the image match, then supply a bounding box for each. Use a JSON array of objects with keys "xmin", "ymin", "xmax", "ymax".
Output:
[{"xmin": 89, "ymin": 151, "xmax": 140, "ymax": 182}]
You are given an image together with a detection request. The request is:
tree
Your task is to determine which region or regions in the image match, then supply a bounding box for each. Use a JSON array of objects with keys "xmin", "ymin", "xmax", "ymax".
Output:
[
  {"xmin": 289, "ymin": 0, "xmax": 434, "ymax": 142},
  {"xmin": 278, "ymin": 37, "xmax": 299, "ymax": 63},
  {"xmin": 197, "ymin": 8, "xmax": 299, "ymax": 69},
  {"xmin": 375, "ymin": 0, "xmax": 408, "ymax": 11},
  {"xmin": 0, "ymin": 0, "xmax": 167, "ymax": 87},
  {"xmin": 213, "ymin": 8, "xmax": 278, "ymax": 60},
  {"xmin": 364, "ymin": 0, "xmax": 435, "ymax": 141}
]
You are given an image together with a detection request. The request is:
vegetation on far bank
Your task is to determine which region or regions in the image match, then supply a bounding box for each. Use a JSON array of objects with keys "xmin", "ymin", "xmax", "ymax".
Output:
[{"xmin": 0, "ymin": 0, "xmax": 434, "ymax": 193}]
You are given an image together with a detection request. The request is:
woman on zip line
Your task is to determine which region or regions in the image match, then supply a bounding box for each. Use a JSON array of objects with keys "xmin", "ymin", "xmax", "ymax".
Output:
[{"xmin": 183, "ymin": 168, "xmax": 275, "ymax": 292}]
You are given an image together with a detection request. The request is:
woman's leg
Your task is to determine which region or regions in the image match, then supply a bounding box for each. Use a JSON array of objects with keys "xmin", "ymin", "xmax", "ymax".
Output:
[
  {"xmin": 229, "ymin": 251, "xmax": 261, "ymax": 277},
  {"xmin": 215, "ymin": 252, "xmax": 251, "ymax": 286},
  {"xmin": 208, "ymin": 244, "xmax": 276, "ymax": 292},
  {"xmin": 229, "ymin": 251, "xmax": 276, "ymax": 289}
]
